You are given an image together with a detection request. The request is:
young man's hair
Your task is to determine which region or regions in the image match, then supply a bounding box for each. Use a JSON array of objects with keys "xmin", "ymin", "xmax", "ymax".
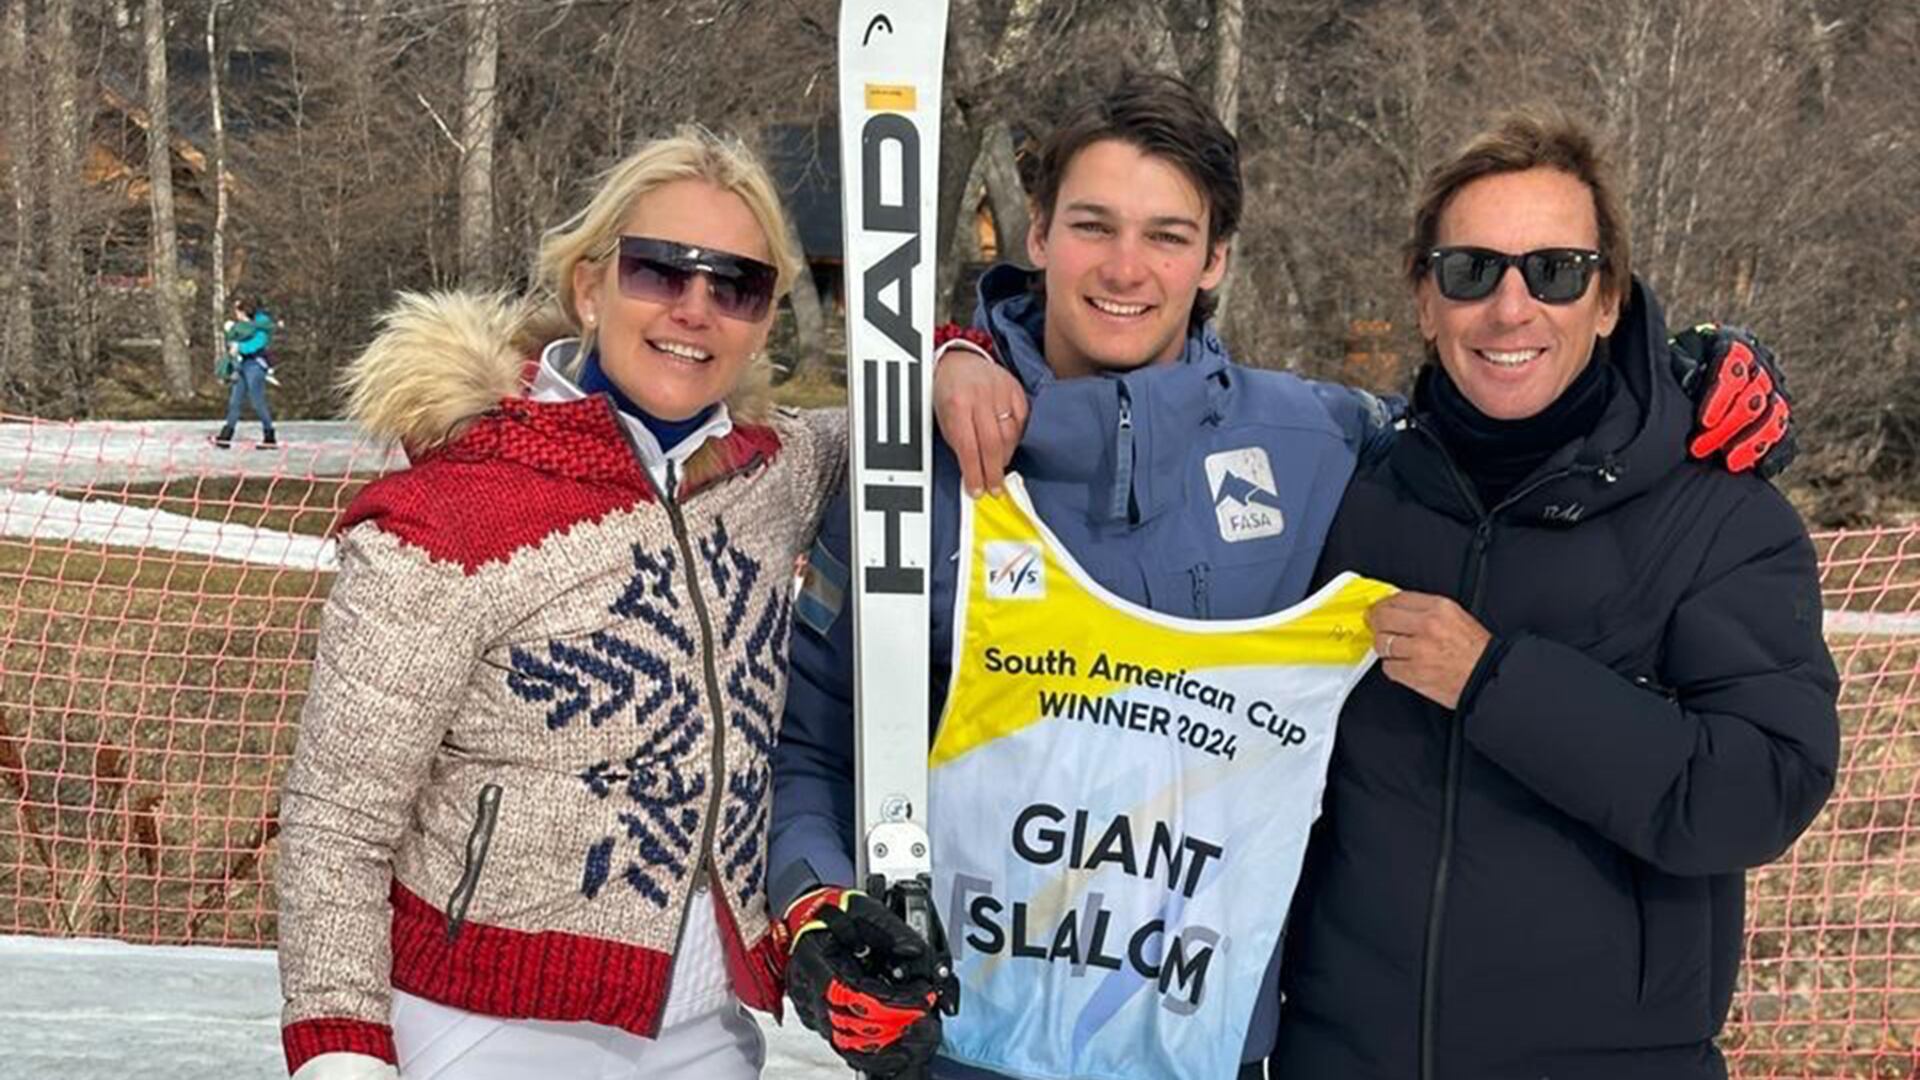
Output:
[
  {"xmin": 1406, "ymin": 106, "xmax": 1631, "ymax": 313},
  {"xmin": 1029, "ymin": 70, "xmax": 1243, "ymax": 325}
]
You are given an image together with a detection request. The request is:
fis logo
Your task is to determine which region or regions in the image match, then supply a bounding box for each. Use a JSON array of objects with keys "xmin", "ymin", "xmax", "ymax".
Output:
[
  {"xmin": 1204, "ymin": 448, "xmax": 1287, "ymax": 543},
  {"xmin": 985, "ymin": 542, "xmax": 1046, "ymax": 600}
]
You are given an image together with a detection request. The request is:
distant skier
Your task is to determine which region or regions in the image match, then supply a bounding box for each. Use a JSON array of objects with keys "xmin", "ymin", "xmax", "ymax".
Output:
[{"xmin": 214, "ymin": 297, "xmax": 278, "ymax": 448}]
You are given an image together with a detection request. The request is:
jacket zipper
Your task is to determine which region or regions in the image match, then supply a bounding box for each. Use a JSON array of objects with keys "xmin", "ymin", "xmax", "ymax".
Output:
[
  {"xmin": 597, "ymin": 399, "xmax": 764, "ymax": 1020},
  {"xmin": 444, "ymin": 782, "xmax": 503, "ymax": 943},
  {"xmin": 1411, "ymin": 425, "xmax": 1594, "ymax": 1080},
  {"xmin": 658, "ymin": 458, "xmax": 731, "ymax": 1016},
  {"xmin": 1110, "ymin": 391, "xmax": 1135, "ymax": 524},
  {"xmin": 1190, "ymin": 562, "xmax": 1211, "ymax": 617}
]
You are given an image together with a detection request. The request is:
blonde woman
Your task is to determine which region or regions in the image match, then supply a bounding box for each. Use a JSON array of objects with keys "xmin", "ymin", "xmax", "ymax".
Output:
[{"xmin": 275, "ymin": 128, "xmax": 1015, "ymax": 1080}]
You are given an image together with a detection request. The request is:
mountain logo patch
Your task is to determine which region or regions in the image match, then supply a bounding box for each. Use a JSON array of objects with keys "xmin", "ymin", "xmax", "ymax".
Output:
[{"xmin": 1205, "ymin": 448, "xmax": 1286, "ymax": 543}]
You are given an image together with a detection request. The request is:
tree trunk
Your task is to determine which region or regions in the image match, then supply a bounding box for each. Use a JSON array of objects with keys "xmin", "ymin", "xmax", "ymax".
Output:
[
  {"xmin": 206, "ymin": 0, "xmax": 230, "ymax": 373},
  {"xmin": 936, "ymin": 0, "xmax": 1044, "ymax": 319},
  {"xmin": 780, "ymin": 208, "xmax": 826, "ymax": 380},
  {"xmin": 142, "ymin": 0, "xmax": 194, "ymax": 401},
  {"xmin": 934, "ymin": 84, "xmax": 984, "ymax": 325},
  {"xmin": 44, "ymin": 0, "xmax": 91, "ymax": 410},
  {"xmin": 458, "ymin": 0, "xmax": 500, "ymax": 286},
  {"xmin": 1207, "ymin": 0, "xmax": 1247, "ymax": 331},
  {"xmin": 3, "ymin": 0, "xmax": 35, "ymax": 395},
  {"xmin": 979, "ymin": 120, "xmax": 1029, "ymax": 265}
]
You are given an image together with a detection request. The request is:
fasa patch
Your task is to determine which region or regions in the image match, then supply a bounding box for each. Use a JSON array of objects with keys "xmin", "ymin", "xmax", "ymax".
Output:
[
  {"xmin": 984, "ymin": 541, "xmax": 1046, "ymax": 600},
  {"xmin": 1205, "ymin": 448, "xmax": 1286, "ymax": 543}
]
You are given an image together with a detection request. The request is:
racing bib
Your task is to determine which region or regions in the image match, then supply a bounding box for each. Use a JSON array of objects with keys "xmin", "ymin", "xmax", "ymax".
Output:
[{"xmin": 931, "ymin": 475, "xmax": 1391, "ymax": 1080}]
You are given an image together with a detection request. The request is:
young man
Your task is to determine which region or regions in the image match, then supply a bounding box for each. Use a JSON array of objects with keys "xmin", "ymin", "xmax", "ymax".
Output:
[
  {"xmin": 772, "ymin": 73, "xmax": 1384, "ymax": 1080},
  {"xmin": 769, "ymin": 73, "xmax": 1788, "ymax": 1080}
]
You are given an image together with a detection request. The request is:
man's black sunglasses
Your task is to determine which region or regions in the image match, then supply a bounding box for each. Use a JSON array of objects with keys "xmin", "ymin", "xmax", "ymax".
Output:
[
  {"xmin": 616, "ymin": 236, "xmax": 778, "ymax": 322},
  {"xmin": 1421, "ymin": 246, "xmax": 1604, "ymax": 305}
]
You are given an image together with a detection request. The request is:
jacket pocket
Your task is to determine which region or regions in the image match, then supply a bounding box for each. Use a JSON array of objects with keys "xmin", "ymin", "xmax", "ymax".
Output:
[{"xmin": 444, "ymin": 783, "xmax": 503, "ymax": 943}]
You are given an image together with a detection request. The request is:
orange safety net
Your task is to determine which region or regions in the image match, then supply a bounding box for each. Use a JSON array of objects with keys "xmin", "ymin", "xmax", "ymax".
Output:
[{"xmin": 0, "ymin": 412, "xmax": 1914, "ymax": 1076}]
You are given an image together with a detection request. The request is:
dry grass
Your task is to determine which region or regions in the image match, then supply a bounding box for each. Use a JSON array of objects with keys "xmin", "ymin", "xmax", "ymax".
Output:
[
  {"xmin": 0, "ymin": 538, "xmax": 328, "ymax": 945},
  {"xmin": 1815, "ymin": 529, "xmax": 1920, "ymax": 616},
  {"xmin": 1726, "ymin": 635, "xmax": 1920, "ymax": 1077}
]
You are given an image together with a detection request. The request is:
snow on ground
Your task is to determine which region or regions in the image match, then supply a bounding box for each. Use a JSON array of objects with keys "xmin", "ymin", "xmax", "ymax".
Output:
[
  {"xmin": 0, "ymin": 419, "xmax": 401, "ymax": 490},
  {"xmin": 0, "ymin": 935, "xmax": 853, "ymax": 1080},
  {"xmin": 1821, "ymin": 608, "xmax": 1920, "ymax": 635},
  {"xmin": 0, "ymin": 488, "xmax": 340, "ymax": 571},
  {"xmin": 0, "ymin": 418, "xmax": 388, "ymax": 570}
]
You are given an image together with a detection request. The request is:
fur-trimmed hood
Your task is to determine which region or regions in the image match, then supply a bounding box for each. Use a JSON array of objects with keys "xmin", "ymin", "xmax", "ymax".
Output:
[{"xmin": 342, "ymin": 291, "xmax": 775, "ymax": 456}]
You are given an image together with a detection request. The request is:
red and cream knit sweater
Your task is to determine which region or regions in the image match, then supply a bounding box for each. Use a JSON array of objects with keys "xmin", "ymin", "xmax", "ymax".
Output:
[{"xmin": 275, "ymin": 293, "xmax": 845, "ymax": 1073}]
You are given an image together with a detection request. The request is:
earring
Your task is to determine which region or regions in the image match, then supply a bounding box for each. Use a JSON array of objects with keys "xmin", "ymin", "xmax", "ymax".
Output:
[{"xmin": 584, "ymin": 313, "xmax": 597, "ymax": 328}]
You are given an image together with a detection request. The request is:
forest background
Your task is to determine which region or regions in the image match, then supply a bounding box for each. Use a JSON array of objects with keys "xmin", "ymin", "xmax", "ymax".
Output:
[{"xmin": 0, "ymin": 0, "xmax": 1913, "ymax": 521}]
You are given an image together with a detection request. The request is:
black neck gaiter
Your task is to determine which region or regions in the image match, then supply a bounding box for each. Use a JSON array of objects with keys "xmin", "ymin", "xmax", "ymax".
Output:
[{"xmin": 1420, "ymin": 344, "xmax": 1614, "ymax": 509}]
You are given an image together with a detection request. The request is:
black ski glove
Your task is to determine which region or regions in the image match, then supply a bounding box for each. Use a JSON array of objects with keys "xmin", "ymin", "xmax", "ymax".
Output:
[
  {"xmin": 781, "ymin": 886, "xmax": 960, "ymax": 1078},
  {"xmin": 1670, "ymin": 323, "xmax": 1795, "ymax": 478}
]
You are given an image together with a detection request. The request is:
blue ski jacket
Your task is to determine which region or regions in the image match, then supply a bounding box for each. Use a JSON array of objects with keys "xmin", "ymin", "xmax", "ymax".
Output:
[{"xmin": 768, "ymin": 265, "xmax": 1393, "ymax": 1074}]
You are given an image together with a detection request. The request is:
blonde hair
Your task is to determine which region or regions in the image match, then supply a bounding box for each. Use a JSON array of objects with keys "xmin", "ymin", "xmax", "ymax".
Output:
[{"xmin": 532, "ymin": 125, "xmax": 802, "ymax": 373}]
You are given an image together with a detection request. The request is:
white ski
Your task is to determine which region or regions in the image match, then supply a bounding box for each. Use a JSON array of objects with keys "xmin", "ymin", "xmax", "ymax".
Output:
[{"xmin": 838, "ymin": 0, "xmax": 949, "ymax": 969}]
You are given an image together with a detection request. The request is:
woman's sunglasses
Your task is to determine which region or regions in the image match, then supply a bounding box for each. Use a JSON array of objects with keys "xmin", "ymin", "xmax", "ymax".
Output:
[
  {"xmin": 1422, "ymin": 246, "xmax": 1604, "ymax": 305},
  {"xmin": 616, "ymin": 236, "xmax": 778, "ymax": 322}
]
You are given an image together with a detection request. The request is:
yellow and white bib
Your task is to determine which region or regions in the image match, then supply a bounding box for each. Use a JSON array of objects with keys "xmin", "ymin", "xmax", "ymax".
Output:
[{"xmin": 930, "ymin": 476, "xmax": 1392, "ymax": 1080}]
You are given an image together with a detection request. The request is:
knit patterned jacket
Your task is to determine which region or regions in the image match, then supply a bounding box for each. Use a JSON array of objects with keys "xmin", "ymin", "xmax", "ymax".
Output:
[{"xmin": 275, "ymin": 293, "xmax": 846, "ymax": 1073}]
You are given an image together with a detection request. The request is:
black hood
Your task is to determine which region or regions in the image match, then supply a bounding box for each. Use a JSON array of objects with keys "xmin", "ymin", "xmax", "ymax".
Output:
[{"xmin": 1389, "ymin": 275, "xmax": 1692, "ymax": 526}]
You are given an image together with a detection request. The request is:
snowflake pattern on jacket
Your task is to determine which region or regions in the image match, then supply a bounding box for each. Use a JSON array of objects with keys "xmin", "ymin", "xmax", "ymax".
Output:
[{"xmin": 502, "ymin": 515, "xmax": 791, "ymax": 911}]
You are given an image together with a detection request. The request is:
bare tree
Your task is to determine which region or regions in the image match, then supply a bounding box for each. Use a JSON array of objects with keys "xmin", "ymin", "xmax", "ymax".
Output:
[
  {"xmin": 977, "ymin": 119, "xmax": 1030, "ymax": 261},
  {"xmin": 1207, "ymin": 0, "xmax": 1248, "ymax": 332},
  {"xmin": 206, "ymin": 0, "xmax": 231, "ymax": 367},
  {"xmin": 936, "ymin": 0, "xmax": 1044, "ymax": 319},
  {"xmin": 0, "ymin": 0, "xmax": 1907, "ymax": 514},
  {"xmin": 3, "ymin": 0, "xmax": 35, "ymax": 394},
  {"xmin": 458, "ymin": 0, "xmax": 501, "ymax": 286},
  {"xmin": 43, "ymin": 0, "xmax": 92, "ymax": 410},
  {"xmin": 141, "ymin": 0, "xmax": 194, "ymax": 400},
  {"xmin": 779, "ymin": 206, "xmax": 826, "ymax": 379}
]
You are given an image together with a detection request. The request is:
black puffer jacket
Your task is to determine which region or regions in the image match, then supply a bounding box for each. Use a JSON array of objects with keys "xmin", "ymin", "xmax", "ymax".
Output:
[{"xmin": 1272, "ymin": 279, "xmax": 1839, "ymax": 1080}]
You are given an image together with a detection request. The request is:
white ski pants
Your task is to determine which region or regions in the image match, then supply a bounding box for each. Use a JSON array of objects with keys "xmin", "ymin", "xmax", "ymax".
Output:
[
  {"xmin": 391, "ymin": 992, "xmax": 765, "ymax": 1080},
  {"xmin": 389, "ymin": 891, "xmax": 765, "ymax": 1079}
]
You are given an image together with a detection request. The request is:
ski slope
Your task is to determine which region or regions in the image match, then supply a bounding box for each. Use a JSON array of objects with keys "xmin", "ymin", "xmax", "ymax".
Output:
[
  {"xmin": 0, "ymin": 936, "xmax": 853, "ymax": 1080},
  {"xmin": 0, "ymin": 419, "xmax": 400, "ymax": 490}
]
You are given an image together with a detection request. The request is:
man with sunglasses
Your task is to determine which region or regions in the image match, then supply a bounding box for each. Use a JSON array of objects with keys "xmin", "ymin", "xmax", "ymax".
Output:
[
  {"xmin": 1271, "ymin": 112, "xmax": 1836, "ymax": 1080},
  {"xmin": 769, "ymin": 75, "xmax": 1794, "ymax": 1080}
]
